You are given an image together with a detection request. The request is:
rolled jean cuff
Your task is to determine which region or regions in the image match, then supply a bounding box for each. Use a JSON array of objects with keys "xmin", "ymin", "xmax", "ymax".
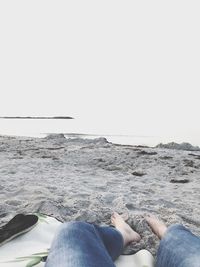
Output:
[
  {"xmin": 156, "ymin": 224, "xmax": 200, "ymax": 267},
  {"xmin": 162, "ymin": 223, "xmax": 187, "ymax": 238}
]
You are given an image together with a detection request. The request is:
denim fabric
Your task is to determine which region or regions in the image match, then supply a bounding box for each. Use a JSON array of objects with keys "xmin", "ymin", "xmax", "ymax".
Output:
[
  {"xmin": 156, "ymin": 224, "xmax": 200, "ymax": 267},
  {"xmin": 45, "ymin": 221, "xmax": 124, "ymax": 267}
]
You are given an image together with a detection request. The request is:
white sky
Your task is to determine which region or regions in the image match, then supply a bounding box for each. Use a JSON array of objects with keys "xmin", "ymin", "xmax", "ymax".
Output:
[{"xmin": 0, "ymin": 1, "xmax": 200, "ymax": 140}]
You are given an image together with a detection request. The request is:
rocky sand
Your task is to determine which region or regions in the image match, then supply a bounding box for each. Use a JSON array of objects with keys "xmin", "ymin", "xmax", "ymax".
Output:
[{"xmin": 0, "ymin": 134, "xmax": 200, "ymax": 256}]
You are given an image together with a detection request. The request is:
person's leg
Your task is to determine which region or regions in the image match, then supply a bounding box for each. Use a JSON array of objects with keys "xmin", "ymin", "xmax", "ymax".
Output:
[
  {"xmin": 96, "ymin": 212, "xmax": 141, "ymax": 261},
  {"xmin": 45, "ymin": 221, "xmax": 119, "ymax": 267},
  {"xmin": 146, "ymin": 215, "xmax": 200, "ymax": 267},
  {"xmin": 45, "ymin": 213, "xmax": 141, "ymax": 267}
]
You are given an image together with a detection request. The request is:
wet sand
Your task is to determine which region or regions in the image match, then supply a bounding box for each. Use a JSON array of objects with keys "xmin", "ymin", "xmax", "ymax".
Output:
[{"xmin": 0, "ymin": 134, "xmax": 200, "ymax": 256}]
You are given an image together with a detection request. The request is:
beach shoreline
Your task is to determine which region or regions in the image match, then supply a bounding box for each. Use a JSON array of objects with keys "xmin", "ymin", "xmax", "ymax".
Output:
[{"xmin": 0, "ymin": 134, "xmax": 200, "ymax": 255}]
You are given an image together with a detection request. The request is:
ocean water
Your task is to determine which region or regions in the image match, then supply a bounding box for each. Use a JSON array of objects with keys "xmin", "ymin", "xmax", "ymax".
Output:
[{"xmin": 0, "ymin": 118, "xmax": 199, "ymax": 147}]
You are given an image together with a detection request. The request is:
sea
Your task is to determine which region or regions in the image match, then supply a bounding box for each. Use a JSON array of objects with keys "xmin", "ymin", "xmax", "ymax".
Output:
[{"xmin": 0, "ymin": 118, "xmax": 199, "ymax": 147}]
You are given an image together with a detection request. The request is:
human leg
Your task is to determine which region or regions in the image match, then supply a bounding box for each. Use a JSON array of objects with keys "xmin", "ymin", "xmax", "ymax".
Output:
[
  {"xmin": 111, "ymin": 212, "xmax": 141, "ymax": 247},
  {"xmin": 97, "ymin": 212, "xmax": 141, "ymax": 260},
  {"xmin": 157, "ymin": 224, "xmax": 200, "ymax": 267},
  {"xmin": 45, "ymin": 213, "xmax": 141, "ymax": 267},
  {"xmin": 45, "ymin": 221, "xmax": 120, "ymax": 267},
  {"xmin": 146, "ymin": 215, "xmax": 200, "ymax": 267}
]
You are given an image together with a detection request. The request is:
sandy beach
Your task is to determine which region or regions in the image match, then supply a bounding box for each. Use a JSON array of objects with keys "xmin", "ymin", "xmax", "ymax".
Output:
[{"xmin": 0, "ymin": 134, "xmax": 200, "ymax": 256}]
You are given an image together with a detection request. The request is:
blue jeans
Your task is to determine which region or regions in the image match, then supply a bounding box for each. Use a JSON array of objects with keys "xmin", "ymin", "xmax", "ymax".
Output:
[
  {"xmin": 45, "ymin": 221, "xmax": 124, "ymax": 267},
  {"xmin": 156, "ymin": 224, "xmax": 200, "ymax": 267},
  {"xmin": 45, "ymin": 222, "xmax": 200, "ymax": 267}
]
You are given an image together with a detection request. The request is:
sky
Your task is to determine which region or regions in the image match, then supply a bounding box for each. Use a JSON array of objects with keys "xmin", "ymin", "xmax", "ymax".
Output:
[{"xmin": 0, "ymin": 1, "xmax": 200, "ymax": 142}]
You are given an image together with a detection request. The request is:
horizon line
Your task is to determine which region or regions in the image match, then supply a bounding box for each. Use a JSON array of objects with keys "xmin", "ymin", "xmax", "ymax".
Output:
[{"xmin": 0, "ymin": 116, "xmax": 74, "ymax": 119}]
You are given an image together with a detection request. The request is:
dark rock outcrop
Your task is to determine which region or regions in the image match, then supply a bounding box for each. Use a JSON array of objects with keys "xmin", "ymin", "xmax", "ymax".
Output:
[{"xmin": 156, "ymin": 142, "xmax": 200, "ymax": 151}]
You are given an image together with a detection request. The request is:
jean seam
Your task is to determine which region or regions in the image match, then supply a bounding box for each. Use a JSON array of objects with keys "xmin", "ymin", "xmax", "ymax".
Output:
[{"xmin": 92, "ymin": 224, "xmax": 106, "ymax": 248}]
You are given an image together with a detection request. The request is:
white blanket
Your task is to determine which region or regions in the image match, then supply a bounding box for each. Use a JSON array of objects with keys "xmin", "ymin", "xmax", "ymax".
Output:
[{"xmin": 0, "ymin": 214, "xmax": 155, "ymax": 267}]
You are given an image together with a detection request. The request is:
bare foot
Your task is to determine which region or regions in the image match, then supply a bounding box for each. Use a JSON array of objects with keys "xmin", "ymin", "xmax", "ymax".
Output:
[
  {"xmin": 111, "ymin": 212, "xmax": 141, "ymax": 246},
  {"xmin": 145, "ymin": 215, "xmax": 167, "ymax": 239}
]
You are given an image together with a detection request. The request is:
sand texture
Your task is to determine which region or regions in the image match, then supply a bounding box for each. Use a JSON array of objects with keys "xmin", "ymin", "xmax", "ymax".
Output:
[{"xmin": 0, "ymin": 134, "xmax": 200, "ymax": 256}]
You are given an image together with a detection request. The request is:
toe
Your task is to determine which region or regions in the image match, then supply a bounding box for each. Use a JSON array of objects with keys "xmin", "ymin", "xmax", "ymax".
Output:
[
  {"xmin": 113, "ymin": 212, "xmax": 119, "ymax": 218},
  {"xmin": 122, "ymin": 212, "xmax": 129, "ymax": 221}
]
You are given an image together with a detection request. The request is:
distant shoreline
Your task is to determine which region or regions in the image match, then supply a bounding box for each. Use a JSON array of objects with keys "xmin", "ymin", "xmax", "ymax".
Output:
[{"xmin": 0, "ymin": 116, "xmax": 74, "ymax": 119}]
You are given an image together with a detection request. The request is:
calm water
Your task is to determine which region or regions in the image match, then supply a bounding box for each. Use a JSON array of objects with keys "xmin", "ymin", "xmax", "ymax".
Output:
[{"xmin": 0, "ymin": 119, "xmax": 199, "ymax": 147}]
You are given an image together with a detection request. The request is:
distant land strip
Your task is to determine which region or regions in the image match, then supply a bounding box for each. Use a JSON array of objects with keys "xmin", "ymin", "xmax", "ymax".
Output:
[{"xmin": 0, "ymin": 116, "xmax": 74, "ymax": 119}]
